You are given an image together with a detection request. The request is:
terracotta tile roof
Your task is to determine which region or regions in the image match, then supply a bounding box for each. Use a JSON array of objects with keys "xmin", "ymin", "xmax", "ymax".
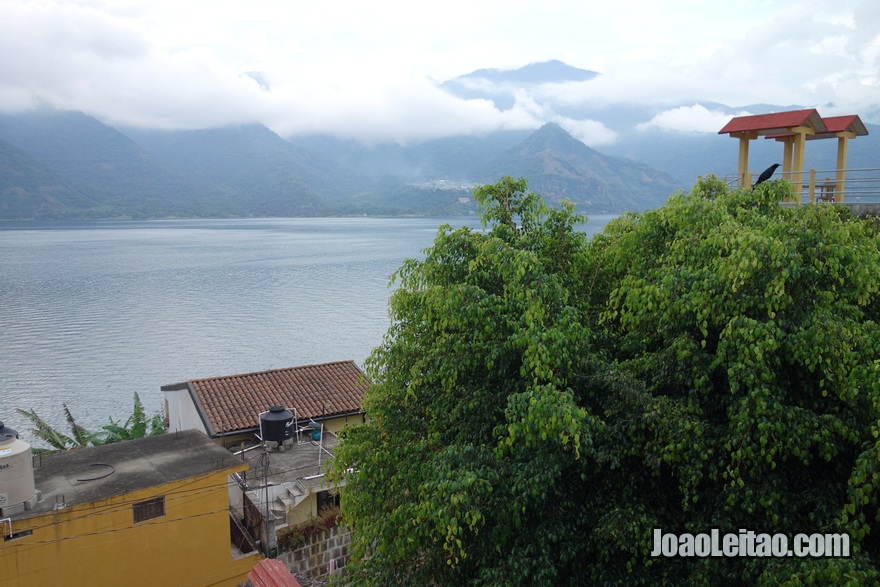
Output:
[
  {"xmin": 249, "ymin": 559, "xmax": 301, "ymax": 587},
  {"xmin": 816, "ymin": 114, "xmax": 868, "ymax": 136},
  {"xmin": 163, "ymin": 361, "xmax": 369, "ymax": 436},
  {"xmin": 764, "ymin": 114, "xmax": 869, "ymax": 141},
  {"xmin": 718, "ymin": 108, "xmax": 827, "ymax": 136}
]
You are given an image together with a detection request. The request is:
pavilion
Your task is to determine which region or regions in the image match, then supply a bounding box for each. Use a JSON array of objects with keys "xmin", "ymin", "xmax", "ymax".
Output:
[{"xmin": 719, "ymin": 109, "xmax": 868, "ymax": 201}]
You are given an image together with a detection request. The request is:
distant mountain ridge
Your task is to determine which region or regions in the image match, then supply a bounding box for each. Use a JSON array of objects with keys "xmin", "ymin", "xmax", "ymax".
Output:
[
  {"xmin": 0, "ymin": 110, "xmax": 678, "ymax": 219},
  {"xmin": 436, "ymin": 60, "xmax": 879, "ymax": 182},
  {"xmin": 440, "ymin": 60, "xmax": 600, "ymax": 110},
  {"xmin": 5, "ymin": 59, "xmax": 875, "ymax": 220},
  {"xmin": 449, "ymin": 59, "xmax": 599, "ymax": 85}
]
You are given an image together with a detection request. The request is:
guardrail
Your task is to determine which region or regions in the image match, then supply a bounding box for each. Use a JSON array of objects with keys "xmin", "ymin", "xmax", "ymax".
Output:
[{"xmin": 721, "ymin": 167, "xmax": 880, "ymax": 203}]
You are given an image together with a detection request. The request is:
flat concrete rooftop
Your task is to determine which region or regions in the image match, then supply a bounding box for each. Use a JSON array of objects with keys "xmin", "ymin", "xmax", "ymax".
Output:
[
  {"xmin": 237, "ymin": 432, "xmax": 338, "ymax": 489},
  {"xmin": 16, "ymin": 430, "xmax": 245, "ymax": 521}
]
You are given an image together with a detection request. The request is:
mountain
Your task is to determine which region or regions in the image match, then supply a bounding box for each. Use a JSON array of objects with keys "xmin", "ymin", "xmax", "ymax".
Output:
[
  {"xmin": 485, "ymin": 123, "xmax": 677, "ymax": 212},
  {"xmin": 449, "ymin": 59, "xmax": 599, "ymax": 85},
  {"xmin": 441, "ymin": 60, "xmax": 600, "ymax": 110},
  {"xmin": 0, "ymin": 136, "xmax": 97, "ymax": 219},
  {"xmin": 0, "ymin": 110, "xmax": 226, "ymax": 218},
  {"xmin": 435, "ymin": 61, "xmax": 879, "ymax": 187},
  {"xmin": 0, "ymin": 110, "xmax": 691, "ymax": 219},
  {"xmin": 124, "ymin": 124, "xmax": 345, "ymax": 216}
]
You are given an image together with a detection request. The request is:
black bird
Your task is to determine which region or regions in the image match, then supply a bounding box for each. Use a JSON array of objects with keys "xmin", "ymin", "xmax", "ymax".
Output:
[{"xmin": 753, "ymin": 163, "xmax": 781, "ymax": 187}]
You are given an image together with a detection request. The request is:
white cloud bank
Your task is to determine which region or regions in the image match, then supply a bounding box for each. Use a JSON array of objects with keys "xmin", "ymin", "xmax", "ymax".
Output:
[
  {"xmin": 0, "ymin": 0, "xmax": 877, "ymax": 143},
  {"xmin": 636, "ymin": 105, "xmax": 748, "ymax": 134}
]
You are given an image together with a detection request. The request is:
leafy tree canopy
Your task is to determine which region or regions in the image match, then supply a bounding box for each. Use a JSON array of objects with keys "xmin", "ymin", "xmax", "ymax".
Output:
[{"xmin": 331, "ymin": 176, "xmax": 880, "ymax": 585}]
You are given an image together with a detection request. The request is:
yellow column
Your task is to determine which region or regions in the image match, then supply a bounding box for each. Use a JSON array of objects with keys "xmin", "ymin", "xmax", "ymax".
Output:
[
  {"xmin": 782, "ymin": 139, "xmax": 794, "ymax": 181},
  {"xmin": 835, "ymin": 136, "xmax": 849, "ymax": 202},
  {"xmin": 792, "ymin": 131, "xmax": 807, "ymax": 202},
  {"xmin": 738, "ymin": 135, "xmax": 751, "ymax": 187}
]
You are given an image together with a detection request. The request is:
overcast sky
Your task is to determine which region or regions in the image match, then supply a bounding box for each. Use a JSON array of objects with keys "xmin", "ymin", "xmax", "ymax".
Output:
[{"xmin": 1, "ymin": 0, "xmax": 878, "ymax": 145}]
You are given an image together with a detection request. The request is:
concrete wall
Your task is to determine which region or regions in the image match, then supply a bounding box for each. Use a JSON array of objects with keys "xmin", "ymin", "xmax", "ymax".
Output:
[
  {"xmin": 164, "ymin": 386, "xmax": 208, "ymax": 435},
  {"xmin": 277, "ymin": 525, "xmax": 351, "ymax": 583},
  {"xmin": 288, "ymin": 491, "xmax": 317, "ymax": 525}
]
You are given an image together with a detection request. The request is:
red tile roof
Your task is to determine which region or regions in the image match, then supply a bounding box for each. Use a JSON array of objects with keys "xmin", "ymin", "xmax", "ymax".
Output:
[
  {"xmin": 163, "ymin": 361, "xmax": 369, "ymax": 436},
  {"xmin": 817, "ymin": 114, "xmax": 868, "ymax": 136},
  {"xmin": 718, "ymin": 108, "xmax": 827, "ymax": 136},
  {"xmin": 763, "ymin": 114, "xmax": 869, "ymax": 141},
  {"xmin": 249, "ymin": 558, "xmax": 301, "ymax": 587}
]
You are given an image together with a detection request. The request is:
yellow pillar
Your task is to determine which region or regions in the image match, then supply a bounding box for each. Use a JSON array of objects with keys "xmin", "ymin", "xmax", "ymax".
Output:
[
  {"xmin": 737, "ymin": 135, "xmax": 751, "ymax": 187},
  {"xmin": 782, "ymin": 139, "xmax": 794, "ymax": 181},
  {"xmin": 835, "ymin": 136, "xmax": 849, "ymax": 202},
  {"xmin": 792, "ymin": 131, "xmax": 807, "ymax": 202}
]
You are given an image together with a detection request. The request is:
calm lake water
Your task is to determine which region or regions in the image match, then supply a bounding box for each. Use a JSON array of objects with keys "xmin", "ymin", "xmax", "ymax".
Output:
[{"xmin": 0, "ymin": 215, "xmax": 614, "ymax": 443}]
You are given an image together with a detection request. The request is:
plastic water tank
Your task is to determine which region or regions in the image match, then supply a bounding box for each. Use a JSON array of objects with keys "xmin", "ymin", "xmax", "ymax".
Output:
[
  {"xmin": 0, "ymin": 420, "xmax": 37, "ymax": 514},
  {"xmin": 260, "ymin": 406, "xmax": 294, "ymax": 444}
]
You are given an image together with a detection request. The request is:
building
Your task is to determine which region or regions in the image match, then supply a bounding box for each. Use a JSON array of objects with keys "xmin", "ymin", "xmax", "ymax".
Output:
[
  {"xmin": 162, "ymin": 360, "xmax": 369, "ymax": 444},
  {"xmin": 161, "ymin": 361, "xmax": 369, "ymax": 535},
  {"xmin": 0, "ymin": 429, "xmax": 260, "ymax": 587},
  {"xmin": 718, "ymin": 108, "xmax": 868, "ymax": 197}
]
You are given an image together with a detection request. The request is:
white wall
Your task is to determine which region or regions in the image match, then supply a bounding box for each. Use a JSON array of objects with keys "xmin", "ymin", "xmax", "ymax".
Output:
[{"xmin": 163, "ymin": 388, "xmax": 208, "ymax": 435}]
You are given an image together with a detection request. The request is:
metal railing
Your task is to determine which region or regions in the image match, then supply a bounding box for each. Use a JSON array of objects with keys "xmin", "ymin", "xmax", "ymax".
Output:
[{"xmin": 721, "ymin": 167, "xmax": 880, "ymax": 204}]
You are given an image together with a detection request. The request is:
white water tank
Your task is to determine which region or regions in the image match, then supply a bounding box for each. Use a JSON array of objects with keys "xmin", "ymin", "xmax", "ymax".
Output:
[{"xmin": 0, "ymin": 420, "xmax": 38, "ymax": 516}]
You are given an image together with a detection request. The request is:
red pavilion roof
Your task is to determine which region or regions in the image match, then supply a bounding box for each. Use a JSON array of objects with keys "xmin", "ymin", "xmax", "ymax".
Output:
[{"xmin": 719, "ymin": 109, "xmax": 827, "ymax": 136}]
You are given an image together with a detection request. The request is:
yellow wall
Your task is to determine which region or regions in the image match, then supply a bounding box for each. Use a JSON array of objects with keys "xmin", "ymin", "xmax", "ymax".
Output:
[
  {"xmin": 321, "ymin": 413, "xmax": 366, "ymax": 435},
  {"xmin": 1, "ymin": 468, "xmax": 260, "ymax": 587},
  {"xmin": 288, "ymin": 492, "xmax": 318, "ymax": 526}
]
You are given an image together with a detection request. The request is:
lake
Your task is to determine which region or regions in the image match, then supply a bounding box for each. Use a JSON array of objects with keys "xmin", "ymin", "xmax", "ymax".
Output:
[{"xmin": 0, "ymin": 215, "xmax": 614, "ymax": 443}]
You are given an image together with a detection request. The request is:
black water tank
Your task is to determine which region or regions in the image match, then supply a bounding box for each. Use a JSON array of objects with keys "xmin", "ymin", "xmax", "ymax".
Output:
[
  {"xmin": 0, "ymin": 420, "xmax": 19, "ymax": 441},
  {"xmin": 261, "ymin": 406, "xmax": 294, "ymax": 443}
]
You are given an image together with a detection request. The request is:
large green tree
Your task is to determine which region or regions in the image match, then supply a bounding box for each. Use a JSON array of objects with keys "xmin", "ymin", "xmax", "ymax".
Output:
[{"xmin": 331, "ymin": 176, "xmax": 880, "ymax": 585}]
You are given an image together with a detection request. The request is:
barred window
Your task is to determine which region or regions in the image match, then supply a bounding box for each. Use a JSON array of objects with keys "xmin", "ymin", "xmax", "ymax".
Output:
[{"xmin": 133, "ymin": 496, "xmax": 165, "ymax": 523}]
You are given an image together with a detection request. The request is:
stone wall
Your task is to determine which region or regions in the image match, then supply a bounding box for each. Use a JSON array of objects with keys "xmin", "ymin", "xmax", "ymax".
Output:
[{"xmin": 277, "ymin": 524, "xmax": 351, "ymax": 584}]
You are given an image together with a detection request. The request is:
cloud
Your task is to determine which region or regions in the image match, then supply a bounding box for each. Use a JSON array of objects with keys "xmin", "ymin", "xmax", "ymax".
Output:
[
  {"xmin": 0, "ymin": 0, "xmax": 877, "ymax": 144},
  {"xmin": 636, "ymin": 105, "xmax": 747, "ymax": 134},
  {"xmin": 555, "ymin": 117, "xmax": 618, "ymax": 146}
]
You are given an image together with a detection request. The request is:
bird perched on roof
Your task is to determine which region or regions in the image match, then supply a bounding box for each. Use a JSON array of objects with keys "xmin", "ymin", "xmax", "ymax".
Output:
[{"xmin": 754, "ymin": 163, "xmax": 781, "ymax": 187}]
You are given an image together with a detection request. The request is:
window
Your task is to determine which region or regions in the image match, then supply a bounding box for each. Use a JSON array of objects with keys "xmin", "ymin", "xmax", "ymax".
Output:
[
  {"xmin": 133, "ymin": 496, "xmax": 165, "ymax": 523},
  {"xmin": 4, "ymin": 529, "xmax": 33, "ymax": 542},
  {"xmin": 316, "ymin": 489, "xmax": 340, "ymax": 513}
]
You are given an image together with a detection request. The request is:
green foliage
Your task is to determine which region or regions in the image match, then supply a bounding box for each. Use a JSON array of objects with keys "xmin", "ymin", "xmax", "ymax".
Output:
[
  {"xmin": 331, "ymin": 176, "xmax": 880, "ymax": 585},
  {"xmin": 101, "ymin": 392, "xmax": 167, "ymax": 443},
  {"xmin": 16, "ymin": 392, "xmax": 167, "ymax": 452},
  {"xmin": 15, "ymin": 404, "xmax": 104, "ymax": 451}
]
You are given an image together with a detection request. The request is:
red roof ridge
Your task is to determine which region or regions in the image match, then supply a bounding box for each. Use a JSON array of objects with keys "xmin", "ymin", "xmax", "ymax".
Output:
[
  {"xmin": 718, "ymin": 108, "xmax": 826, "ymax": 135},
  {"xmin": 186, "ymin": 359, "xmax": 360, "ymax": 384},
  {"xmin": 166, "ymin": 361, "xmax": 370, "ymax": 436}
]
